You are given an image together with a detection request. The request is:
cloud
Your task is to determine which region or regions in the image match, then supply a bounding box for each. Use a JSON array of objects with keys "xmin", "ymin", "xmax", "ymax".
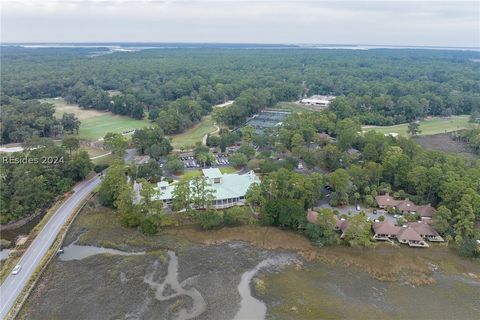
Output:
[{"xmin": 1, "ymin": 1, "xmax": 479, "ymax": 46}]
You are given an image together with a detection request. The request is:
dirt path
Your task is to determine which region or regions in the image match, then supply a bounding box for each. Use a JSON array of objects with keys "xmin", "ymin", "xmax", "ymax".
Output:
[
  {"xmin": 202, "ymin": 124, "xmax": 220, "ymax": 145},
  {"xmin": 90, "ymin": 152, "xmax": 112, "ymax": 160}
]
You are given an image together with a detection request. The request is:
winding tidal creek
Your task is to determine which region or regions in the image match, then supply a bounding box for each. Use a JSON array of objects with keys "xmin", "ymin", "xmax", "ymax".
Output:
[{"xmin": 19, "ymin": 219, "xmax": 480, "ymax": 320}]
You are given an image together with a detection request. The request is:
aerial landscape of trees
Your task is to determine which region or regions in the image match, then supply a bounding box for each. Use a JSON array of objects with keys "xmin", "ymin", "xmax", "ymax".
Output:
[
  {"xmin": 0, "ymin": 138, "xmax": 93, "ymax": 224},
  {"xmin": 1, "ymin": 46, "xmax": 479, "ymax": 257},
  {"xmin": 1, "ymin": 47, "xmax": 479, "ymax": 143}
]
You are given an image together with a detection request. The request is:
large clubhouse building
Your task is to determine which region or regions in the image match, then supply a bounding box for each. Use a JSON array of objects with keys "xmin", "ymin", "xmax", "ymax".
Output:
[{"xmin": 155, "ymin": 168, "xmax": 260, "ymax": 209}]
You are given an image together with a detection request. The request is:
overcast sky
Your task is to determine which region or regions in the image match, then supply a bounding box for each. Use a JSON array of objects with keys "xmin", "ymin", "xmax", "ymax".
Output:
[{"xmin": 1, "ymin": 0, "xmax": 479, "ymax": 47}]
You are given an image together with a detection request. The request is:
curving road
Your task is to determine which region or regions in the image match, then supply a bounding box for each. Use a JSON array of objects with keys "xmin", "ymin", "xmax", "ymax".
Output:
[{"xmin": 0, "ymin": 175, "xmax": 101, "ymax": 319}]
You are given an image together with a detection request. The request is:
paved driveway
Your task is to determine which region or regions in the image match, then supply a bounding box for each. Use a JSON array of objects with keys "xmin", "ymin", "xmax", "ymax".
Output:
[{"xmin": 315, "ymin": 199, "xmax": 396, "ymax": 223}]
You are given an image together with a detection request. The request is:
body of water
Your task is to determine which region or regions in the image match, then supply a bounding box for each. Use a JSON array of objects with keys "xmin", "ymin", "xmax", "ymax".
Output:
[{"xmin": 59, "ymin": 243, "xmax": 145, "ymax": 261}]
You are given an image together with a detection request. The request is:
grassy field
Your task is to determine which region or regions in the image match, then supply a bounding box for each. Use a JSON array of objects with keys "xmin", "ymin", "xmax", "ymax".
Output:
[
  {"xmin": 91, "ymin": 153, "xmax": 117, "ymax": 166},
  {"xmin": 78, "ymin": 146, "xmax": 109, "ymax": 158},
  {"xmin": 219, "ymin": 166, "xmax": 237, "ymax": 174},
  {"xmin": 179, "ymin": 170, "xmax": 203, "ymax": 180},
  {"xmin": 42, "ymin": 98, "xmax": 150, "ymax": 140},
  {"xmin": 79, "ymin": 115, "xmax": 150, "ymax": 140},
  {"xmin": 362, "ymin": 116, "xmax": 474, "ymax": 137},
  {"xmin": 170, "ymin": 116, "xmax": 218, "ymax": 149}
]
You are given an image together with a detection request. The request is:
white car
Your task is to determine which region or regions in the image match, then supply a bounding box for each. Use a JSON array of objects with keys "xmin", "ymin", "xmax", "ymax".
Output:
[{"xmin": 12, "ymin": 264, "xmax": 22, "ymax": 275}]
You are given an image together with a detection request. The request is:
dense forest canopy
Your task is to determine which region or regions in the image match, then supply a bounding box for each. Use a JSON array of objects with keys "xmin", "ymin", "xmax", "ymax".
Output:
[{"xmin": 1, "ymin": 47, "xmax": 480, "ymax": 139}]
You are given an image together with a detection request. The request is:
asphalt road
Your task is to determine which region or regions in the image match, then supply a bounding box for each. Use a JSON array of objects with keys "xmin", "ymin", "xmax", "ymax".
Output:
[{"xmin": 0, "ymin": 175, "xmax": 101, "ymax": 319}]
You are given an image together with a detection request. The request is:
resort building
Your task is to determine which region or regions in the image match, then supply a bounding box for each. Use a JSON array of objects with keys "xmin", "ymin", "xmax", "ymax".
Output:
[
  {"xmin": 155, "ymin": 168, "xmax": 260, "ymax": 209},
  {"xmin": 300, "ymin": 95, "xmax": 336, "ymax": 108},
  {"xmin": 375, "ymin": 193, "xmax": 437, "ymax": 222},
  {"xmin": 372, "ymin": 220, "xmax": 443, "ymax": 248}
]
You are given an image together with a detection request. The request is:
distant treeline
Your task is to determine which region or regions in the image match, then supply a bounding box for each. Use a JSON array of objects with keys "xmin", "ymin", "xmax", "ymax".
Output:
[{"xmin": 1, "ymin": 47, "xmax": 479, "ymax": 134}]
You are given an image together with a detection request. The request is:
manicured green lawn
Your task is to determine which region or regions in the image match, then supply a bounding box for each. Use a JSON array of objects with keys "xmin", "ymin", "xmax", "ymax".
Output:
[
  {"xmin": 170, "ymin": 116, "xmax": 218, "ymax": 149},
  {"xmin": 362, "ymin": 116, "xmax": 473, "ymax": 137},
  {"xmin": 91, "ymin": 153, "xmax": 118, "ymax": 166},
  {"xmin": 180, "ymin": 170, "xmax": 203, "ymax": 180},
  {"xmin": 79, "ymin": 115, "xmax": 150, "ymax": 140},
  {"xmin": 42, "ymin": 97, "xmax": 151, "ymax": 140},
  {"xmin": 220, "ymin": 166, "xmax": 238, "ymax": 174}
]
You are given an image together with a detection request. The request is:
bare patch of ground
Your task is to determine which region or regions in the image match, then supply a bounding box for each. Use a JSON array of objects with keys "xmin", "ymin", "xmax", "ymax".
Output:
[{"xmin": 413, "ymin": 133, "xmax": 479, "ymax": 158}]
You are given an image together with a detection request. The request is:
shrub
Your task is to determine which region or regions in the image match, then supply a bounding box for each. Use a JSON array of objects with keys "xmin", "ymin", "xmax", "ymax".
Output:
[
  {"xmin": 198, "ymin": 209, "xmax": 223, "ymax": 230},
  {"xmin": 404, "ymin": 213, "xmax": 420, "ymax": 222},
  {"xmin": 396, "ymin": 217, "xmax": 407, "ymax": 226},
  {"xmin": 304, "ymin": 223, "xmax": 336, "ymax": 247},
  {"xmin": 94, "ymin": 163, "xmax": 109, "ymax": 173},
  {"xmin": 378, "ymin": 215, "xmax": 385, "ymax": 222},
  {"xmin": 229, "ymin": 152, "xmax": 248, "ymax": 167},
  {"xmin": 458, "ymin": 238, "xmax": 480, "ymax": 258},
  {"xmin": 223, "ymin": 206, "xmax": 251, "ymax": 226},
  {"xmin": 140, "ymin": 216, "xmax": 158, "ymax": 235},
  {"xmin": 120, "ymin": 210, "xmax": 141, "ymax": 228}
]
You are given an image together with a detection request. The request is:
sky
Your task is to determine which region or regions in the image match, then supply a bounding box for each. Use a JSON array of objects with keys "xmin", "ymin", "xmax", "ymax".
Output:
[{"xmin": 1, "ymin": 0, "xmax": 479, "ymax": 47}]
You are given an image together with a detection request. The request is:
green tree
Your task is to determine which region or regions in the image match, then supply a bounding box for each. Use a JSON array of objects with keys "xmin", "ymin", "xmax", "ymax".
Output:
[
  {"xmin": 291, "ymin": 133, "xmax": 306, "ymax": 156},
  {"xmin": 165, "ymin": 156, "xmax": 184, "ymax": 173},
  {"xmin": 336, "ymin": 118, "xmax": 360, "ymax": 151},
  {"xmin": 433, "ymin": 206, "xmax": 452, "ymax": 235},
  {"xmin": 68, "ymin": 150, "xmax": 93, "ymax": 180},
  {"xmin": 229, "ymin": 152, "xmax": 248, "ymax": 167},
  {"xmin": 116, "ymin": 184, "xmax": 141, "ymax": 227},
  {"xmin": 263, "ymin": 198, "xmax": 305, "ymax": 230},
  {"xmin": 328, "ymin": 169, "xmax": 350, "ymax": 193},
  {"xmin": 103, "ymin": 132, "xmax": 128, "ymax": 156},
  {"xmin": 343, "ymin": 214, "xmax": 372, "ymax": 247},
  {"xmin": 191, "ymin": 176, "xmax": 215, "ymax": 209},
  {"xmin": 137, "ymin": 161, "xmax": 162, "ymax": 181},
  {"xmin": 61, "ymin": 113, "xmax": 81, "ymax": 134},
  {"xmin": 62, "ymin": 136, "xmax": 80, "ymax": 155},
  {"xmin": 172, "ymin": 179, "xmax": 191, "ymax": 211},
  {"xmin": 223, "ymin": 206, "xmax": 251, "ymax": 226},
  {"xmin": 245, "ymin": 183, "xmax": 265, "ymax": 212},
  {"xmin": 98, "ymin": 161, "xmax": 127, "ymax": 207},
  {"xmin": 241, "ymin": 125, "xmax": 256, "ymax": 144},
  {"xmin": 305, "ymin": 208, "xmax": 337, "ymax": 246},
  {"xmin": 237, "ymin": 144, "xmax": 256, "ymax": 159},
  {"xmin": 198, "ymin": 209, "xmax": 224, "ymax": 230},
  {"xmin": 407, "ymin": 121, "xmax": 421, "ymax": 136}
]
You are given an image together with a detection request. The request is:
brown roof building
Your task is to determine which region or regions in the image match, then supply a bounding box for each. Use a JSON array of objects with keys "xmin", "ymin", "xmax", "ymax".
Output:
[
  {"xmin": 375, "ymin": 194, "xmax": 437, "ymax": 219},
  {"xmin": 397, "ymin": 226, "xmax": 428, "ymax": 247},
  {"xmin": 371, "ymin": 220, "xmax": 443, "ymax": 247},
  {"xmin": 407, "ymin": 222, "xmax": 444, "ymax": 242},
  {"xmin": 375, "ymin": 193, "xmax": 401, "ymax": 208},
  {"xmin": 372, "ymin": 221, "xmax": 400, "ymax": 240}
]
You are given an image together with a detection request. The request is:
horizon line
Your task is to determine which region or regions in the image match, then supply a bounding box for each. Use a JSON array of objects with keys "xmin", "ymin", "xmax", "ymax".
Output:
[{"xmin": 1, "ymin": 41, "xmax": 479, "ymax": 49}]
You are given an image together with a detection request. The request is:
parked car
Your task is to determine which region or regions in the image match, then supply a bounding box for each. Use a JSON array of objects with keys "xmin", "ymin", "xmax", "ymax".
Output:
[
  {"xmin": 12, "ymin": 264, "xmax": 22, "ymax": 275},
  {"xmin": 356, "ymin": 204, "xmax": 361, "ymax": 211}
]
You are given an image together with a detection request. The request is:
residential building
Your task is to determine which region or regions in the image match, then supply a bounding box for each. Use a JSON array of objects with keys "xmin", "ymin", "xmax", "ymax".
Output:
[
  {"xmin": 371, "ymin": 220, "xmax": 443, "ymax": 247},
  {"xmin": 375, "ymin": 193, "xmax": 437, "ymax": 221},
  {"xmin": 407, "ymin": 221, "xmax": 444, "ymax": 242},
  {"xmin": 397, "ymin": 226, "xmax": 429, "ymax": 247},
  {"xmin": 372, "ymin": 221, "xmax": 399, "ymax": 241}
]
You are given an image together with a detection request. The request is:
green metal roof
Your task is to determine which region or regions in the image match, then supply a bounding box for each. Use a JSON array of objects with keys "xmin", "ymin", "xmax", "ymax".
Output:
[{"xmin": 154, "ymin": 170, "xmax": 260, "ymax": 201}]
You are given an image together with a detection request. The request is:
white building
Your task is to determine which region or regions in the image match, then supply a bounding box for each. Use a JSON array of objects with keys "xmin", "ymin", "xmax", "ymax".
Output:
[
  {"xmin": 155, "ymin": 168, "xmax": 260, "ymax": 209},
  {"xmin": 300, "ymin": 95, "xmax": 336, "ymax": 108}
]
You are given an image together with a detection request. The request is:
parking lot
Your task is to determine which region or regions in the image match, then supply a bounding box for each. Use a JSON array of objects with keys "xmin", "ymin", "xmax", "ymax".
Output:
[{"xmin": 181, "ymin": 153, "xmax": 230, "ymax": 169}]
